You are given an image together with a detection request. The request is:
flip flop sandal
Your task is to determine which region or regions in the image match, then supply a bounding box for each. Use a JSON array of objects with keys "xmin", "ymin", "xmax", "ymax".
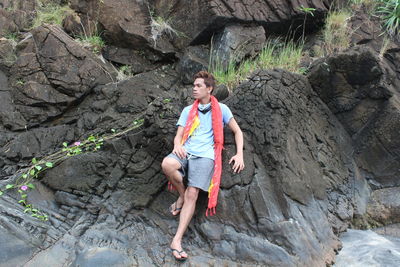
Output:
[
  {"xmin": 169, "ymin": 202, "xmax": 182, "ymax": 216},
  {"xmin": 171, "ymin": 248, "xmax": 188, "ymax": 261}
]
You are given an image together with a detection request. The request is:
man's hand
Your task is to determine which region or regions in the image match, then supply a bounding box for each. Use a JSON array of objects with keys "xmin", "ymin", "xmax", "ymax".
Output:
[
  {"xmin": 173, "ymin": 144, "xmax": 187, "ymax": 159},
  {"xmin": 229, "ymin": 154, "xmax": 245, "ymax": 173}
]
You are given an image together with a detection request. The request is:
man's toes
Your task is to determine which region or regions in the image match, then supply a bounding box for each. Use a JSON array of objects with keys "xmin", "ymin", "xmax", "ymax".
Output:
[
  {"xmin": 180, "ymin": 251, "xmax": 188, "ymax": 259},
  {"xmin": 173, "ymin": 251, "xmax": 181, "ymax": 259}
]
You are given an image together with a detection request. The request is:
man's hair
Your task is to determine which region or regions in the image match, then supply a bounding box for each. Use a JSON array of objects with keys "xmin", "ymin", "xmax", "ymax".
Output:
[{"xmin": 194, "ymin": 71, "xmax": 216, "ymax": 92}]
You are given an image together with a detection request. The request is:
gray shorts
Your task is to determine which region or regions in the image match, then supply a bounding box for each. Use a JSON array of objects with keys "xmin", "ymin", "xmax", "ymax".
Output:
[{"xmin": 167, "ymin": 153, "xmax": 214, "ymax": 192}]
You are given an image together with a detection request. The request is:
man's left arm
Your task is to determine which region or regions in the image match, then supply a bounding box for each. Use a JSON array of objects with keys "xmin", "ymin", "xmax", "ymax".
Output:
[{"xmin": 227, "ymin": 118, "xmax": 245, "ymax": 173}]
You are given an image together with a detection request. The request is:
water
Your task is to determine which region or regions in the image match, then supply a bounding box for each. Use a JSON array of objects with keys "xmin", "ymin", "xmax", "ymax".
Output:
[{"xmin": 335, "ymin": 229, "xmax": 400, "ymax": 267}]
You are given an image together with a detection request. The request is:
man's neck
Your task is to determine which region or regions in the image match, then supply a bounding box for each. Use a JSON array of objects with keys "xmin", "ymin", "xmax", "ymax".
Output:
[{"xmin": 199, "ymin": 96, "xmax": 211, "ymax": 105}]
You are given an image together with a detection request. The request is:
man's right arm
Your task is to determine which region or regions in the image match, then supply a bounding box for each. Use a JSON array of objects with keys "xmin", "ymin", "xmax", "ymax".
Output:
[{"xmin": 172, "ymin": 126, "xmax": 186, "ymax": 159}]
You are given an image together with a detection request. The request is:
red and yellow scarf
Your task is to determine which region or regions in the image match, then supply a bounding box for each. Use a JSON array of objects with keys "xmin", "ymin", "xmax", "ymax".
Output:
[{"xmin": 170, "ymin": 96, "xmax": 224, "ymax": 216}]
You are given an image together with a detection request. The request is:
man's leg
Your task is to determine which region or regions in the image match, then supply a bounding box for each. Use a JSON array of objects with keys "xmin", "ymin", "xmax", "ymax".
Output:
[
  {"xmin": 161, "ymin": 157, "xmax": 186, "ymax": 215},
  {"xmin": 170, "ymin": 186, "xmax": 199, "ymax": 258}
]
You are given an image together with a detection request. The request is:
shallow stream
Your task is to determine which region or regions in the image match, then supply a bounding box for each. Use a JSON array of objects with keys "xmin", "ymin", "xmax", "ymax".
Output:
[{"xmin": 335, "ymin": 229, "xmax": 400, "ymax": 267}]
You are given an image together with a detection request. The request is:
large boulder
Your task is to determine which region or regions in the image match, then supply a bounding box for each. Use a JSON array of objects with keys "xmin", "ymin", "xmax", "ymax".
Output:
[
  {"xmin": 0, "ymin": 68, "xmax": 362, "ymax": 266},
  {"xmin": 211, "ymin": 24, "xmax": 266, "ymax": 70},
  {"xmin": 308, "ymin": 47, "xmax": 400, "ymax": 188},
  {"xmin": 8, "ymin": 24, "xmax": 115, "ymax": 126}
]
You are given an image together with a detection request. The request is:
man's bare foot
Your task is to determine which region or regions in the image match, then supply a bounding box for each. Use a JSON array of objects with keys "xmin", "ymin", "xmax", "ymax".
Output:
[
  {"xmin": 169, "ymin": 196, "xmax": 184, "ymax": 216},
  {"xmin": 170, "ymin": 238, "xmax": 188, "ymax": 260}
]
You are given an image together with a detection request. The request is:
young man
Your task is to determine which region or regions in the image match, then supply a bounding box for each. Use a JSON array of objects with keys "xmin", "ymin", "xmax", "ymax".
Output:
[{"xmin": 161, "ymin": 71, "xmax": 244, "ymax": 260}]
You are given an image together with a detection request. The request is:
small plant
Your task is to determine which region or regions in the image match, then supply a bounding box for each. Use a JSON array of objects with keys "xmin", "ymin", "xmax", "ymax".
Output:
[
  {"xmin": 133, "ymin": 118, "xmax": 144, "ymax": 126},
  {"xmin": 209, "ymin": 38, "xmax": 304, "ymax": 90},
  {"xmin": 116, "ymin": 65, "xmax": 133, "ymax": 81},
  {"xmin": 376, "ymin": 0, "xmax": 400, "ymax": 37},
  {"xmin": 255, "ymin": 39, "xmax": 304, "ymax": 73},
  {"xmin": 5, "ymin": 6, "xmax": 15, "ymax": 12},
  {"xmin": 298, "ymin": 5, "xmax": 316, "ymax": 42},
  {"xmin": 0, "ymin": 116, "xmax": 145, "ymax": 221},
  {"xmin": 209, "ymin": 54, "xmax": 241, "ymax": 91},
  {"xmin": 4, "ymin": 32, "xmax": 19, "ymax": 43},
  {"xmin": 76, "ymin": 34, "xmax": 105, "ymax": 54},
  {"xmin": 148, "ymin": 7, "xmax": 183, "ymax": 47},
  {"xmin": 32, "ymin": 3, "xmax": 73, "ymax": 28},
  {"xmin": 15, "ymin": 79, "xmax": 25, "ymax": 86},
  {"xmin": 320, "ymin": 10, "xmax": 351, "ymax": 55},
  {"xmin": 150, "ymin": 15, "xmax": 179, "ymax": 42}
]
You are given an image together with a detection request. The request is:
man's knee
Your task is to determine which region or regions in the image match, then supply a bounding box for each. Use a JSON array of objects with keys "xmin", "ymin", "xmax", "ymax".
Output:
[
  {"xmin": 161, "ymin": 157, "xmax": 180, "ymax": 174},
  {"xmin": 185, "ymin": 187, "xmax": 199, "ymax": 202}
]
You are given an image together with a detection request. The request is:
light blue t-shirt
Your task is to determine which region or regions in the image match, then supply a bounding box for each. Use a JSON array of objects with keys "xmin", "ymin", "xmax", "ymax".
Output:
[{"xmin": 177, "ymin": 103, "xmax": 233, "ymax": 160}]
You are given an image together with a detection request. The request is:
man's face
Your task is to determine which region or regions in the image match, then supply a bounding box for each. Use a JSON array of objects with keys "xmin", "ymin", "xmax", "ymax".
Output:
[{"xmin": 193, "ymin": 78, "xmax": 212, "ymax": 100}]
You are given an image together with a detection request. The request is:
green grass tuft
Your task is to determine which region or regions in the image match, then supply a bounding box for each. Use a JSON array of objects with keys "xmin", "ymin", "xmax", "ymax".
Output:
[
  {"xmin": 116, "ymin": 65, "xmax": 133, "ymax": 81},
  {"xmin": 209, "ymin": 39, "xmax": 304, "ymax": 90},
  {"xmin": 319, "ymin": 10, "xmax": 351, "ymax": 56},
  {"xmin": 376, "ymin": 0, "xmax": 400, "ymax": 37},
  {"xmin": 32, "ymin": 4, "xmax": 73, "ymax": 28},
  {"xmin": 76, "ymin": 34, "xmax": 105, "ymax": 54}
]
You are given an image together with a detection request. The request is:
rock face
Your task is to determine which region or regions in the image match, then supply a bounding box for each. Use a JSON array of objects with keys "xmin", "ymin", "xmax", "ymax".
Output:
[
  {"xmin": 7, "ymin": 24, "xmax": 115, "ymax": 127},
  {"xmin": 211, "ymin": 25, "xmax": 266, "ymax": 69},
  {"xmin": 308, "ymin": 46, "xmax": 400, "ymax": 189},
  {"xmin": 68, "ymin": 0, "xmax": 332, "ymax": 55},
  {"xmin": 2, "ymin": 65, "xmax": 355, "ymax": 266},
  {"xmin": 0, "ymin": 0, "xmax": 35, "ymax": 37},
  {"xmin": 1, "ymin": 1, "xmax": 400, "ymax": 266}
]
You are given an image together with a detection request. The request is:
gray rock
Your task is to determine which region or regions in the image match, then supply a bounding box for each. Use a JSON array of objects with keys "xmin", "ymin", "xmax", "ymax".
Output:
[
  {"xmin": 0, "ymin": 225, "xmax": 38, "ymax": 267},
  {"xmin": 367, "ymin": 187, "xmax": 400, "ymax": 225},
  {"xmin": 178, "ymin": 45, "xmax": 209, "ymax": 84},
  {"xmin": 308, "ymin": 47, "xmax": 400, "ymax": 188},
  {"xmin": 211, "ymin": 24, "xmax": 265, "ymax": 70},
  {"xmin": 7, "ymin": 24, "xmax": 115, "ymax": 126}
]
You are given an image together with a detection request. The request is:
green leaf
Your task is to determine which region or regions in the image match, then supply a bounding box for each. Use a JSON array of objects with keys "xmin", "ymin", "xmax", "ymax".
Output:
[
  {"xmin": 63, "ymin": 142, "xmax": 68, "ymax": 147},
  {"xmin": 27, "ymin": 183, "xmax": 35, "ymax": 189},
  {"xmin": 32, "ymin": 208, "xmax": 38, "ymax": 212},
  {"xmin": 35, "ymin": 165, "xmax": 43, "ymax": 171},
  {"xmin": 30, "ymin": 169, "xmax": 36, "ymax": 176},
  {"xmin": 24, "ymin": 208, "xmax": 31, "ymax": 213},
  {"xmin": 88, "ymin": 135, "xmax": 96, "ymax": 142},
  {"xmin": 21, "ymin": 194, "xmax": 27, "ymax": 198},
  {"xmin": 0, "ymin": 191, "xmax": 3, "ymax": 196},
  {"xmin": 45, "ymin": 162, "xmax": 54, "ymax": 168},
  {"xmin": 32, "ymin": 158, "xmax": 37, "ymax": 164},
  {"xmin": 22, "ymin": 174, "xmax": 28, "ymax": 179},
  {"xmin": 111, "ymin": 128, "xmax": 116, "ymax": 133},
  {"xmin": 5, "ymin": 184, "xmax": 13, "ymax": 189},
  {"xmin": 18, "ymin": 199, "xmax": 25, "ymax": 203}
]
